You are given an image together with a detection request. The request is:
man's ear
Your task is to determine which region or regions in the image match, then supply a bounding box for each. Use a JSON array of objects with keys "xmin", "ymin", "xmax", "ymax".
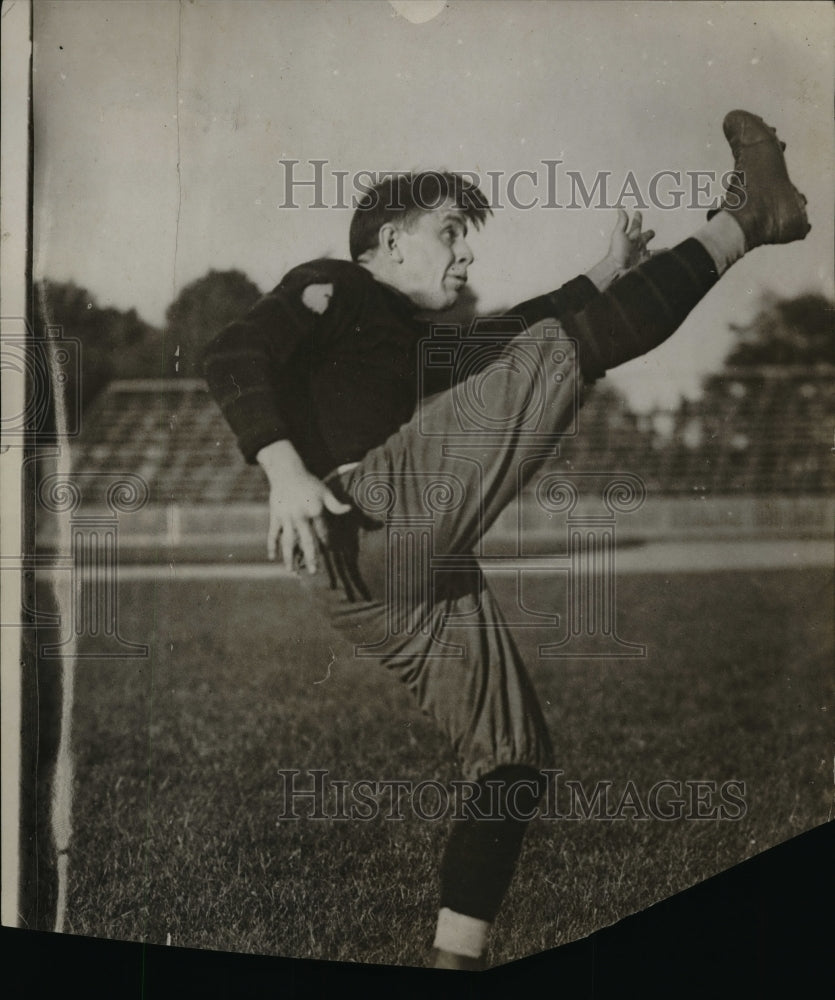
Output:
[{"xmin": 378, "ymin": 222, "xmax": 404, "ymax": 263}]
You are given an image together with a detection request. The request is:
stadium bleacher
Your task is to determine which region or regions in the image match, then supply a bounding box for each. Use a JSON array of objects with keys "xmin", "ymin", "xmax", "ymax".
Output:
[{"xmin": 71, "ymin": 379, "xmax": 269, "ymax": 506}]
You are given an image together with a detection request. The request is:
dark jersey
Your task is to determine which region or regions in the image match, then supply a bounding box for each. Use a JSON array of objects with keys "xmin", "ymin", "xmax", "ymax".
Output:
[{"xmin": 202, "ymin": 257, "xmax": 597, "ymax": 476}]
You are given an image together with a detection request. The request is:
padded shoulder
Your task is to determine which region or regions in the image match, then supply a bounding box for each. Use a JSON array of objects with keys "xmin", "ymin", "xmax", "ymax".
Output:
[{"xmin": 276, "ymin": 258, "xmax": 373, "ymax": 318}]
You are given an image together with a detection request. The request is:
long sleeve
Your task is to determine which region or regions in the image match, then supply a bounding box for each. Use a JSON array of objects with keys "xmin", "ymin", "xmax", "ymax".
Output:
[
  {"xmin": 203, "ymin": 289, "xmax": 312, "ymax": 463},
  {"xmin": 508, "ymin": 274, "xmax": 600, "ymax": 328},
  {"xmin": 202, "ymin": 259, "xmax": 368, "ymax": 464}
]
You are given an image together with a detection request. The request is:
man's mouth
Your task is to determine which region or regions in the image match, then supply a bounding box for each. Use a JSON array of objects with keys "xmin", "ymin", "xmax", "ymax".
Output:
[{"xmin": 447, "ymin": 273, "xmax": 467, "ymax": 285}]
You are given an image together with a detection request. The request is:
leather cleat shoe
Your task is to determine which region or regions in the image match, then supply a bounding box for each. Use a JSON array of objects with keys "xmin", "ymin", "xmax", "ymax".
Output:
[{"xmin": 711, "ymin": 109, "xmax": 811, "ymax": 250}]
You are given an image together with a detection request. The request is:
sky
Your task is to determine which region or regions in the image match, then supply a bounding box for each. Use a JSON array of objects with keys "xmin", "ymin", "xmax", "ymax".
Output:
[{"xmin": 32, "ymin": 0, "xmax": 834, "ymax": 408}]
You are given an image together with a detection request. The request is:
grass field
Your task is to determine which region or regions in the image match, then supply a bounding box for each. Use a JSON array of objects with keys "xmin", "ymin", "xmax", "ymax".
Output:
[{"xmin": 65, "ymin": 566, "xmax": 833, "ymax": 968}]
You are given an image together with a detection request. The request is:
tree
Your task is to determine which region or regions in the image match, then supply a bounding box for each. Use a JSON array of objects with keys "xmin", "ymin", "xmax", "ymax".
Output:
[
  {"xmin": 724, "ymin": 292, "xmax": 835, "ymax": 367},
  {"xmin": 164, "ymin": 270, "xmax": 262, "ymax": 377},
  {"xmin": 677, "ymin": 290, "xmax": 835, "ymax": 493},
  {"xmin": 34, "ymin": 280, "xmax": 164, "ymax": 415}
]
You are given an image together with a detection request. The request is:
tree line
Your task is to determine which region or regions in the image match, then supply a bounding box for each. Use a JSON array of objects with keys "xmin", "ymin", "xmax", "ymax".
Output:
[{"xmin": 33, "ymin": 270, "xmax": 262, "ymax": 415}]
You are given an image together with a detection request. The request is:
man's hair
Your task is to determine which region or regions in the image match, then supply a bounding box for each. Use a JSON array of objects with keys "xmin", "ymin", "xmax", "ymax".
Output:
[{"xmin": 349, "ymin": 171, "xmax": 492, "ymax": 261}]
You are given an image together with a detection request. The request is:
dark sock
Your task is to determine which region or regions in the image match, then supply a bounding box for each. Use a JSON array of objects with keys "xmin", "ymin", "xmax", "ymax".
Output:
[{"xmin": 439, "ymin": 764, "xmax": 545, "ymax": 923}]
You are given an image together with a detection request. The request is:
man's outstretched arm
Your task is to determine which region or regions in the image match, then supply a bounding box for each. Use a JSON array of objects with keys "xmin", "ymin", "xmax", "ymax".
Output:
[{"xmin": 560, "ymin": 213, "xmax": 738, "ymax": 381}]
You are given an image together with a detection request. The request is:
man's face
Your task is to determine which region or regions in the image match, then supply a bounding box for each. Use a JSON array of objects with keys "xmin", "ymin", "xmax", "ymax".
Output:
[{"xmin": 393, "ymin": 203, "xmax": 475, "ymax": 311}]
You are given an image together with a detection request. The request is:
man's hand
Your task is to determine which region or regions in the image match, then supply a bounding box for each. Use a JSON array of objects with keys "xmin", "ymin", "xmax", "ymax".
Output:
[
  {"xmin": 256, "ymin": 440, "xmax": 351, "ymax": 573},
  {"xmin": 586, "ymin": 209, "xmax": 657, "ymax": 292},
  {"xmin": 608, "ymin": 208, "xmax": 656, "ymax": 271}
]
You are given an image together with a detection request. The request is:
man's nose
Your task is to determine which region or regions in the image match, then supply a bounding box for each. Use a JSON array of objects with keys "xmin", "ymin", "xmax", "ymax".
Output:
[{"xmin": 457, "ymin": 240, "xmax": 474, "ymax": 266}]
